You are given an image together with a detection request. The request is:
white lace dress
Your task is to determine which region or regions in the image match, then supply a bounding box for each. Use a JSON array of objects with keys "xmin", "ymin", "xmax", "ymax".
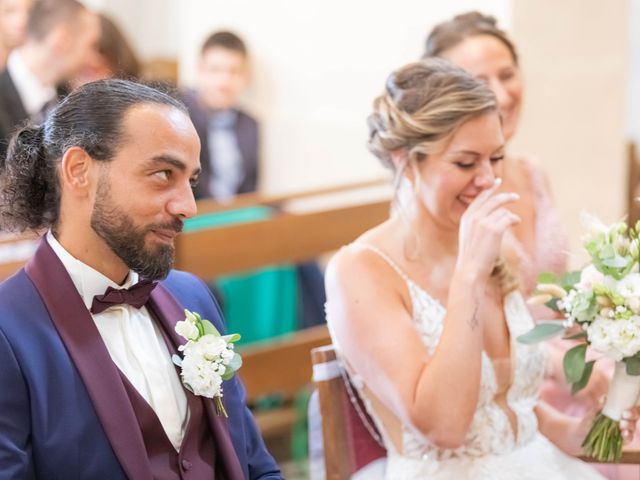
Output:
[{"xmin": 328, "ymin": 245, "xmax": 604, "ymax": 480}]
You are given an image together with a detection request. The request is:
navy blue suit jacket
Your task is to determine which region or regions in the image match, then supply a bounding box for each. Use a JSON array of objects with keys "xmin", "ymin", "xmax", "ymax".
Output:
[{"xmin": 0, "ymin": 241, "xmax": 281, "ymax": 479}]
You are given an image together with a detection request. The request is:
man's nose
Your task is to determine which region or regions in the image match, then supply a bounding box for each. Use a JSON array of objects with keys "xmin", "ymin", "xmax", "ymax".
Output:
[{"xmin": 168, "ymin": 182, "xmax": 198, "ymax": 219}]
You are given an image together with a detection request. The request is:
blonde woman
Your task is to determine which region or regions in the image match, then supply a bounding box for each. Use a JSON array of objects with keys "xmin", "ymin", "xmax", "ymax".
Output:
[{"xmin": 325, "ymin": 59, "xmax": 634, "ymax": 479}]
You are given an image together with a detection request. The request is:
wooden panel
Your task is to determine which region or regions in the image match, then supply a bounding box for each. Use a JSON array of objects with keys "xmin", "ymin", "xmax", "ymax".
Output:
[
  {"xmin": 195, "ymin": 178, "xmax": 389, "ymax": 215},
  {"xmin": 174, "ymin": 200, "xmax": 390, "ymax": 278},
  {"xmin": 238, "ymin": 325, "xmax": 330, "ymax": 403}
]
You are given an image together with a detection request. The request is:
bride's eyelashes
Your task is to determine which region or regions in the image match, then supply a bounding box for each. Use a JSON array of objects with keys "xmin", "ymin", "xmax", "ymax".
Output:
[{"xmin": 454, "ymin": 155, "xmax": 505, "ymax": 170}]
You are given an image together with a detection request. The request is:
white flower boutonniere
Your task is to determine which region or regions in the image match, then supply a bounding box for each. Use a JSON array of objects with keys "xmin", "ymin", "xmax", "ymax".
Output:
[{"xmin": 173, "ymin": 309, "xmax": 242, "ymax": 417}]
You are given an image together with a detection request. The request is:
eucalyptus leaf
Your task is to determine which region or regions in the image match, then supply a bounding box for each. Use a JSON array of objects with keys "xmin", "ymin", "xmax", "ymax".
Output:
[
  {"xmin": 563, "ymin": 331, "xmax": 588, "ymax": 341},
  {"xmin": 564, "ymin": 344, "xmax": 587, "ymax": 384},
  {"xmin": 625, "ymin": 356, "xmax": 640, "ymax": 376},
  {"xmin": 560, "ymin": 271, "xmax": 581, "ymax": 290},
  {"xmin": 516, "ymin": 322, "xmax": 565, "ymax": 345},
  {"xmin": 544, "ymin": 297, "xmax": 562, "ymax": 313},
  {"xmin": 571, "ymin": 360, "xmax": 595, "ymax": 395}
]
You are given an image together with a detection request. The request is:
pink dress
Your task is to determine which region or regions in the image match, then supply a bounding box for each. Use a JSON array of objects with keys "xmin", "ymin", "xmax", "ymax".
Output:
[{"xmin": 505, "ymin": 156, "xmax": 638, "ymax": 479}]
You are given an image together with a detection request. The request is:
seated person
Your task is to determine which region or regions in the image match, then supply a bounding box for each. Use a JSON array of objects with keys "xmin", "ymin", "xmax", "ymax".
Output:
[
  {"xmin": 183, "ymin": 31, "xmax": 326, "ymax": 331},
  {"xmin": 324, "ymin": 58, "xmax": 636, "ymax": 479},
  {"xmin": 182, "ymin": 30, "xmax": 257, "ymax": 201}
]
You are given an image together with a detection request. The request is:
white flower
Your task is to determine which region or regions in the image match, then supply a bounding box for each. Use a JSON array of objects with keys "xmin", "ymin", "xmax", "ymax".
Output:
[
  {"xmin": 175, "ymin": 318, "xmax": 200, "ymax": 341},
  {"xmin": 626, "ymin": 296, "xmax": 640, "ymax": 313},
  {"xmin": 617, "ymin": 273, "xmax": 640, "ymax": 298},
  {"xmin": 587, "ymin": 315, "xmax": 640, "ymax": 360},
  {"xmin": 577, "ymin": 264, "xmax": 605, "ymax": 291}
]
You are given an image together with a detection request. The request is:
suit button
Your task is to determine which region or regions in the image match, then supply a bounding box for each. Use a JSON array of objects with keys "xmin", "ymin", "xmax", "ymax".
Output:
[{"xmin": 181, "ymin": 459, "xmax": 193, "ymax": 471}]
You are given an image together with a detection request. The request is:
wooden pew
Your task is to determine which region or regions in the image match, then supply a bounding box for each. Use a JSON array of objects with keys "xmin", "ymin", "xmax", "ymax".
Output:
[
  {"xmin": 239, "ymin": 325, "xmax": 331, "ymax": 439},
  {"xmin": 181, "ymin": 180, "xmax": 390, "ymax": 452}
]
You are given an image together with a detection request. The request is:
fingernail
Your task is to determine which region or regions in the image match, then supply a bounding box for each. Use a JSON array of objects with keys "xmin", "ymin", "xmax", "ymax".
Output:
[{"xmin": 494, "ymin": 178, "xmax": 502, "ymax": 186}]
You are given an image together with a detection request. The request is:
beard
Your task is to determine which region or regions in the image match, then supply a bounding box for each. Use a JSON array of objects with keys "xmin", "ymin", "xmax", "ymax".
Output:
[{"xmin": 90, "ymin": 181, "xmax": 183, "ymax": 280}]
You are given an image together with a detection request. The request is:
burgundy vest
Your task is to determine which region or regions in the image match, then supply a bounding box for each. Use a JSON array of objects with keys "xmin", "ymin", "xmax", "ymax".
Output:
[{"xmin": 117, "ymin": 308, "xmax": 222, "ymax": 479}]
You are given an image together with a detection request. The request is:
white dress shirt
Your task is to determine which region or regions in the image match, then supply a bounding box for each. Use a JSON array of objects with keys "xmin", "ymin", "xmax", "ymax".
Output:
[
  {"xmin": 7, "ymin": 51, "xmax": 57, "ymax": 119},
  {"xmin": 46, "ymin": 232, "xmax": 188, "ymax": 451}
]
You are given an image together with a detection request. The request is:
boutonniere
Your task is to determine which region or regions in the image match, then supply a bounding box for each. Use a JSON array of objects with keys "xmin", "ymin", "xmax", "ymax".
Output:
[{"xmin": 173, "ymin": 309, "xmax": 242, "ymax": 417}]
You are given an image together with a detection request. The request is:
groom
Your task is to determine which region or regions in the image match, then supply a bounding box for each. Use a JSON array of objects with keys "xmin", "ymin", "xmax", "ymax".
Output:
[{"xmin": 0, "ymin": 79, "xmax": 281, "ymax": 479}]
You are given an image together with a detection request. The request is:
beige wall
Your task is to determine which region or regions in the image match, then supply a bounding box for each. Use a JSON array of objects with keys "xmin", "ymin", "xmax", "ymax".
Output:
[
  {"xmin": 176, "ymin": 0, "xmax": 512, "ymax": 193},
  {"xmin": 510, "ymin": 0, "xmax": 629, "ymax": 266}
]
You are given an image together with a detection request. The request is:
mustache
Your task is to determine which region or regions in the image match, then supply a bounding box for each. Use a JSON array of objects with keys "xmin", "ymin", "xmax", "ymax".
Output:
[{"xmin": 147, "ymin": 218, "xmax": 184, "ymax": 234}]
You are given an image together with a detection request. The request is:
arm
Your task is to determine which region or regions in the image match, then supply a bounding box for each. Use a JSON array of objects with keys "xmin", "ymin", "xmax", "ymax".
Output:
[
  {"xmin": 326, "ymin": 183, "xmax": 520, "ymax": 449},
  {"xmin": 0, "ymin": 327, "xmax": 34, "ymax": 479}
]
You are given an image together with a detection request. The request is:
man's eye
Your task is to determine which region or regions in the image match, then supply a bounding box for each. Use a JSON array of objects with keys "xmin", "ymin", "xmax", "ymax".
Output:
[{"xmin": 154, "ymin": 170, "xmax": 171, "ymax": 181}]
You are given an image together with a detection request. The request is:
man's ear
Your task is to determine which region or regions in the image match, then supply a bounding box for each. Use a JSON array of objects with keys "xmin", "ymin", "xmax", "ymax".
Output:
[{"xmin": 59, "ymin": 146, "xmax": 96, "ymax": 197}]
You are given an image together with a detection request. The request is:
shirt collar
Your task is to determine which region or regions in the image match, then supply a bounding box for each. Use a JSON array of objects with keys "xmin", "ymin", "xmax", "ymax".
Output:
[
  {"xmin": 7, "ymin": 50, "xmax": 57, "ymax": 117},
  {"xmin": 46, "ymin": 231, "xmax": 139, "ymax": 311}
]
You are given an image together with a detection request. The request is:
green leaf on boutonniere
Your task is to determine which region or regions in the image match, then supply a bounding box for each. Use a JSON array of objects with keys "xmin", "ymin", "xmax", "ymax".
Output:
[
  {"xmin": 201, "ymin": 319, "xmax": 221, "ymax": 336},
  {"xmin": 517, "ymin": 322, "xmax": 565, "ymax": 345},
  {"xmin": 564, "ymin": 343, "xmax": 587, "ymax": 384},
  {"xmin": 172, "ymin": 354, "xmax": 183, "ymax": 367},
  {"xmin": 223, "ymin": 333, "xmax": 241, "ymax": 343}
]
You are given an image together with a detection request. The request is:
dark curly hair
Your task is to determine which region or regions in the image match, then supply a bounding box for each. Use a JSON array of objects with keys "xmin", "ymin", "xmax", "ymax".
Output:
[{"xmin": 0, "ymin": 79, "xmax": 186, "ymax": 232}]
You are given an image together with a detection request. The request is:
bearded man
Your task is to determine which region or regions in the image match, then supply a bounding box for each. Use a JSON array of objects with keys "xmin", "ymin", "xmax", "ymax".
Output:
[{"xmin": 0, "ymin": 79, "xmax": 281, "ymax": 480}]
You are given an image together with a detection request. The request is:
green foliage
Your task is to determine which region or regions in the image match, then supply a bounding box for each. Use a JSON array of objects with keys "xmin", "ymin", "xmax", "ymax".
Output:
[
  {"xmin": 516, "ymin": 322, "xmax": 565, "ymax": 345},
  {"xmin": 563, "ymin": 344, "xmax": 587, "ymax": 384},
  {"xmin": 571, "ymin": 360, "xmax": 594, "ymax": 395}
]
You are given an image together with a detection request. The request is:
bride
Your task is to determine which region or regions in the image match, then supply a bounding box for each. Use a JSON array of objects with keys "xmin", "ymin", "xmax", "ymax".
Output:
[{"xmin": 324, "ymin": 58, "xmax": 636, "ymax": 479}]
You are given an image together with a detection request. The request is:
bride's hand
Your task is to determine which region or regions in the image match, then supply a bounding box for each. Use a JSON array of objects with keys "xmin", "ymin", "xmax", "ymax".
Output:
[
  {"xmin": 457, "ymin": 178, "xmax": 521, "ymax": 281},
  {"xmin": 620, "ymin": 406, "xmax": 640, "ymax": 444}
]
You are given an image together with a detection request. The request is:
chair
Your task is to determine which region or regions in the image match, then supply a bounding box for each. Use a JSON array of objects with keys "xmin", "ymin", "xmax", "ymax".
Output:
[{"xmin": 310, "ymin": 344, "xmax": 386, "ymax": 479}]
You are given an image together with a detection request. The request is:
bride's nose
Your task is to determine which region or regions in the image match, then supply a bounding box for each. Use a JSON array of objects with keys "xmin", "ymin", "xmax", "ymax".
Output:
[{"xmin": 473, "ymin": 160, "xmax": 496, "ymax": 189}]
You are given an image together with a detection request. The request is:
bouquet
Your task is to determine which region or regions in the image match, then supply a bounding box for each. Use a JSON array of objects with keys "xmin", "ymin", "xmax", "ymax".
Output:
[
  {"xmin": 519, "ymin": 214, "xmax": 640, "ymax": 462},
  {"xmin": 173, "ymin": 309, "xmax": 243, "ymax": 417}
]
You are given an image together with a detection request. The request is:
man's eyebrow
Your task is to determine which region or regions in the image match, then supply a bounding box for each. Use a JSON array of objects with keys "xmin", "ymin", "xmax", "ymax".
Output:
[{"xmin": 148, "ymin": 155, "xmax": 201, "ymax": 176}]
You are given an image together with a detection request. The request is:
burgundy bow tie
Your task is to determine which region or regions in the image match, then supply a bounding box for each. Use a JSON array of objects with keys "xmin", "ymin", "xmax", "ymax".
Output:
[{"xmin": 90, "ymin": 279, "xmax": 157, "ymax": 315}]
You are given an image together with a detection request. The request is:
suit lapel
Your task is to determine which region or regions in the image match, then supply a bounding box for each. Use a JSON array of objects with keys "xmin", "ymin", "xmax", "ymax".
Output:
[
  {"xmin": 149, "ymin": 284, "xmax": 246, "ymax": 480},
  {"xmin": 24, "ymin": 239, "xmax": 153, "ymax": 480}
]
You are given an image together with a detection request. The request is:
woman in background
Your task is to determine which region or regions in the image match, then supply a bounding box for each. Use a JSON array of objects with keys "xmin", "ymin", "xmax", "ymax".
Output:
[{"xmin": 68, "ymin": 13, "xmax": 140, "ymax": 89}]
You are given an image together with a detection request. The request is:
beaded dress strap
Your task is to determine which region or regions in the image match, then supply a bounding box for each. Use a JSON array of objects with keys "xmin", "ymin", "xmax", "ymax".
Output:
[{"xmin": 354, "ymin": 243, "xmax": 412, "ymax": 284}]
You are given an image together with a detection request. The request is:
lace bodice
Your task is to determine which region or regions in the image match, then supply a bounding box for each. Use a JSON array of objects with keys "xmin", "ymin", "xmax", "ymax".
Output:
[{"xmin": 330, "ymin": 245, "xmax": 547, "ymax": 474}]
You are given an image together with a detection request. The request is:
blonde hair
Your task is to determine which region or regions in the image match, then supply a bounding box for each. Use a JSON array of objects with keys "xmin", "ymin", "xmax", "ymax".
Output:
[{"xmin": 367, "ymin": 58, "xmax": 517, "ymax": 293}]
